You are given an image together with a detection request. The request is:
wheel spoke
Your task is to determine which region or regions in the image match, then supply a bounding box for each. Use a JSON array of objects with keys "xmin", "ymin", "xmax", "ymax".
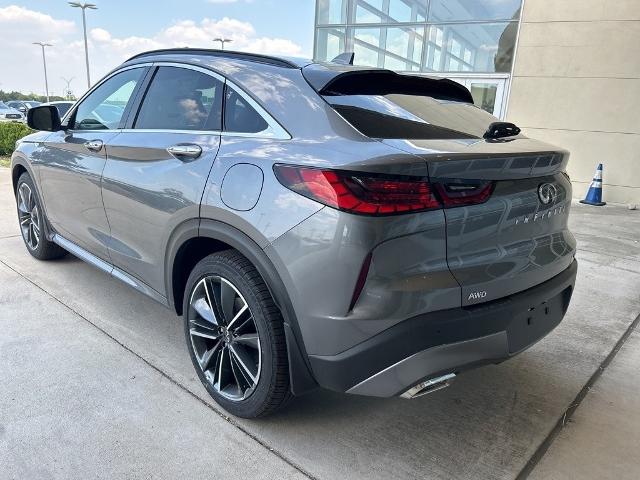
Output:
[
  {"xmin": 192, "ymin": 296, "xmax": 218, "ymax": 326},
  {"xmin": 199, "ymin": 339, "xmax": 223, "ymax": 371},
  {"xmin": 219, "ymin": 279, "xmax": 237, "ymax": 325},
  {"xmin": 234, "ymin": 333, "xmax": 259, "ymax": 350},
  {"xmin": 227, "ymin": 304, "xmax": 248, "ymax": 330},
  {"xmin": 229, "ymin": 344, "xmax": 258, "ymax": 383},
  {"xmin": 18, "ymin": 186, "xmax": 29, "ymax": 213},
  {"xmin": 207, "ymin": 278, "xmax": 226, "ymax": 326},
  {"xmin": 189, "ymin": 327, "xmax": 221, "ymax": 340},
  {"xmin": 229, "ymin": 350, "xmax": 252, "ymax": 391}
]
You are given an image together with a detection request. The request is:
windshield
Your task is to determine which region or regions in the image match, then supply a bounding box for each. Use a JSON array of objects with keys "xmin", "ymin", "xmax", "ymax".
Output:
[
  {"xmin": 25, "ymin": 101, "xmax": 41, "ymax": 107},
  {"xmin": 325, "ymin": 93, "xmax": 498, "ymax": 140}
]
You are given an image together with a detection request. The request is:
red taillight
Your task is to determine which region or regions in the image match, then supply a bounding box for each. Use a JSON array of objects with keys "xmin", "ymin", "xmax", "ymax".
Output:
[
  {"xmin": 274, "ymin": 165, "xmax": 440, "ymax": 215},
  {"xmin": 274, "ymin": 165, "xmax": 494, "ymax": 215}
]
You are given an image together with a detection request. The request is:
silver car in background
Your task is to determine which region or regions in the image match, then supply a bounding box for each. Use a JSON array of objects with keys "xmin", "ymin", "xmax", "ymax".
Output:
[
  {"xmin": 11, "ymin": 49, "xmax": 577, "ymax": 418},
  {"xmin": 0, "ymin": 101, "xmax": 25, "ymax": 123}
]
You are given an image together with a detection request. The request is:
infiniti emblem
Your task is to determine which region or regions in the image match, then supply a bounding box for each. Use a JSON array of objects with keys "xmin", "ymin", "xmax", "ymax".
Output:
[{"xmin": 538, "ymin": 183, "xmax": 557, "ymax": 205}]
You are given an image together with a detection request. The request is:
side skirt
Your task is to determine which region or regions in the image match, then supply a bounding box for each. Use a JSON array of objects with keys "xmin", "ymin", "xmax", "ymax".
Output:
[{"xmin": 52, "ymin": 234, "xmax": 169, "ymax": 307}]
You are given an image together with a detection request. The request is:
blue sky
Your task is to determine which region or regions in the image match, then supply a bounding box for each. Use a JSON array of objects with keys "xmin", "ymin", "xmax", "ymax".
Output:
[
  {"xmin": 0, "ymin": 1, "xmax": 316, "ymax": 95},
  {"xmin": 7, "ymin": 0, "xmax": 315, "ymax": 51}
]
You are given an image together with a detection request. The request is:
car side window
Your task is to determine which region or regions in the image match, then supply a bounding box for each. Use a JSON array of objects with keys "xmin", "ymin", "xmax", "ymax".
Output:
[
  {"xmin": 134, "ymin": 66, "xmax": 224, "ymax": 131},
  {"xmin": 72, "ymin": 68, "xmax": 143, "ymax": 131},
  {"xmin": 223, "ymin": 85, "xmax": 268, "ymax": 134}
]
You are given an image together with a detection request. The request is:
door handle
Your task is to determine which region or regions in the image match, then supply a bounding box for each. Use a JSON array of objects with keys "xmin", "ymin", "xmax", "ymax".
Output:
[
  {"xmin": 167, "ymin": 144, "xmax": 202, "ymax": 160},
  {"xmin": 84, "ymin": 139, "xmax": 104, "ymax": 152}
]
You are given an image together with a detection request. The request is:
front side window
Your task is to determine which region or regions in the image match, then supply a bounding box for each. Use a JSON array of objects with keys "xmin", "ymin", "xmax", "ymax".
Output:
[
  {"xmin": 73, "ymin": 68, "xmax": 143, "ymax": 130},
  {"xmin": 134, "ymin": 66, "xmax": 224, "ymax": 131},
  {"xmin": 223, "ymin": 85, "xmax": 268, "ymax": 134}
]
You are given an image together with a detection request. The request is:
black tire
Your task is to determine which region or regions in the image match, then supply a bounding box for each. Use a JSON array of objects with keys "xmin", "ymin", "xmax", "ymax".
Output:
[
  {"xmin": 15, "ymin": 172, "xmax": 66, "ymax": 260},
  {"xmin": 183, "ymin": 250, "xmax": 291, "ymax": 418}
]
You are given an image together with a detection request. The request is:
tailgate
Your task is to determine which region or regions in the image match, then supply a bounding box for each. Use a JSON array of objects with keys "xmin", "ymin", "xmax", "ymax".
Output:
[{"xmin": 429, "ymin": 151, "xmax": 576, "ymax": 306}]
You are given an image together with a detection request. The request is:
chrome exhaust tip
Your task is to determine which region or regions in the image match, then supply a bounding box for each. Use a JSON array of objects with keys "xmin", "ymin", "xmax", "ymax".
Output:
[{"xmin": 400, "ymin": 373, "xmax": 456, "ymax": 399}]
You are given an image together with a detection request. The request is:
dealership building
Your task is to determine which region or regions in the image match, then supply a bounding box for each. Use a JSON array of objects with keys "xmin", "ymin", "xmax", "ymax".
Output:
[{"xmin": 314, "ymin": 0, "xmax": 640, "ymax": 204}]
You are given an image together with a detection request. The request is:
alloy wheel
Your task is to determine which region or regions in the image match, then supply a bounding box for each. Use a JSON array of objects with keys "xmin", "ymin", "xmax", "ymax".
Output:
[
  {"xmin": 188, "ymin": 275, "xmax": 261, "ymax": 401},
  {"xmin": 17, "ymin": 183, "xmax": 40, "ymax": 251}
]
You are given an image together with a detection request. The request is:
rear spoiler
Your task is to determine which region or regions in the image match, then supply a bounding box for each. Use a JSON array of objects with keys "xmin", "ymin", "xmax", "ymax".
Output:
[{"xmin": 302, "ymin": 64, "xmax": 474, "ymax": 104}]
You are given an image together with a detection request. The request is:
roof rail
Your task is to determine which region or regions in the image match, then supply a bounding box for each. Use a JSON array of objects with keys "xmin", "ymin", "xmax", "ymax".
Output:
[{"xmin": 125, "ymin": 48, "xmax": 299, "ymax": 69}]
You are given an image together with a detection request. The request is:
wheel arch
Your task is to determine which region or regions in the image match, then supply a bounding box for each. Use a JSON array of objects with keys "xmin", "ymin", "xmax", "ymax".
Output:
[
  {"xmin": 11, "ymin": 156, "xmax": 32, "ymax": 193},
  {"xmin": 165, "ymin": 218, "xmax": 318, "ymax": 395}
]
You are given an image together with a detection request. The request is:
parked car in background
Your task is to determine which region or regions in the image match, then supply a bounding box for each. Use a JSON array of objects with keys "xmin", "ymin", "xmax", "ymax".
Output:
[
  {"xmin": 0, "ymin": 102, "xmax": 25, "ymax": 123},
  {"xmin": 7, "ymin": 100, "xmax": 41, "ymax": 115},
  {"xmin": 42, "ymin": 101, "xmax": 75, "ymax": 119},
  {"xmin": 11, "ymin": 49, "xmax": 577, "ymax": 418}
]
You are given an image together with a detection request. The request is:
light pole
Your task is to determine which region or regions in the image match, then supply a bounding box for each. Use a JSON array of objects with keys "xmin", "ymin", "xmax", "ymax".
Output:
[
  {"xmin": 69, "ymin": 2, "xmax": 97, "ymax": 89},
  {"xmin": 213, "ymin": 38, "xmax": 233, "ymax": 50},
  {"xmin": 61, "ymin": 77, "xmax": 75, "ymax": 99},
  {"xmin": 33, "ymin": 42, "xmax": 52, "ymax": 102}
]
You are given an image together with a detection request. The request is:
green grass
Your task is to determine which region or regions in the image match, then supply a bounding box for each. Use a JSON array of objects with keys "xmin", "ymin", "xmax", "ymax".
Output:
[{"xmin": 0, "ymin": 156, "xmax": 10, "ymax": 168}]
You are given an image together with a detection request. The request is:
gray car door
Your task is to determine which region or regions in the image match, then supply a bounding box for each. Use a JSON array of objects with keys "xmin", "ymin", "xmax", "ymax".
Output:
[
  {"xmin": 37, "ymin": 66, "xmax": 148, "ymax": 261},
  {"xmin": 100, "ymin": 64, "xmax": 223, "ymax": 297}
]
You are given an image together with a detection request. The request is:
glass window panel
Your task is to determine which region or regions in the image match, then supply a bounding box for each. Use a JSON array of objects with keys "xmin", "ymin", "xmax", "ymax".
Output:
[
  {"xmin": 73, "ymin": 68, "xmax": 143, "ymax": 130},
  {"xmin": 135, "ymin": 67, "xmax": 223, "ymax": 131},
  {"xmin": 355, "ymin": 4, "xmax": 383, "ymax": 23},
  {"xmin": 429, "ymin": 0, "xmax": 521, "ymax": 22},
  {"xmin": 469, "ymin": 83, "xmax": 498, "ymax": 114},
  {"xmin": 353, "ymin": 43, "xmax": 380, "ymax": 67},
  {"xmin": 317, "ymin": 0, "xmax": 348, "ymax": 24},
  {"xmin": 424, "ymin": 22, "xmax": 516, "ymax": 73},
  {"xmin": 386, "ymin": 27, "xmax": 422, "ymax": 59},
  {"xmin": 324, "ymin": 93, "xmax": 499, "ymax": 139},
  {"xmin": 315, "ymin": 27, "xmax": 346, "ymax": 62},
  {"xmin": 353, "ymin": 27, "xmax": 423, "ymax": 71},
  {"xmin": 354, "ymin": 27, "xmax": 382, "ymax": 50},
  {"xmin": 388, "ymin": 0, "xmax": 412, "ymax": 22},
  {"xmin": 224, "ymin": 85, "xmax": 268, "ymax": 134}
]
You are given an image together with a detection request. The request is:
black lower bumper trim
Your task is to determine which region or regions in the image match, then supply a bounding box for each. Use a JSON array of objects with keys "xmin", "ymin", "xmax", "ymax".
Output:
[{"xmin": 309, "ymin": 260, "xmax": 577, "ymax": 393}]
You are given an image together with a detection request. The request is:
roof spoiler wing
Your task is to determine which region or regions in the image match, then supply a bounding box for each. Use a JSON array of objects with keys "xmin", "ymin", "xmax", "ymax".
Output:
[{"xmin": 302, "ymin": 64, "xmax": 474, "ymax": 104}]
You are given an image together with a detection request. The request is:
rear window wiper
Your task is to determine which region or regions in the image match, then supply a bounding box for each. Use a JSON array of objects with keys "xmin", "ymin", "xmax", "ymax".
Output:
[{"xmin": 483, "ymin": 121, "xmax": 521, "ymax": 139}]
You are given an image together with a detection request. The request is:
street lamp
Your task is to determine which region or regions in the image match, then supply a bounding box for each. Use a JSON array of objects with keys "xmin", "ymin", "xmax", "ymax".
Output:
[
  {"xmin": 69, "ymin": 2, "xmax": 97, "ymax": 89},
  {"xmin": 33, "ymin": 42, "xmax": 53, "ymax": 102},
  {"xmin": 213, "ymin": 38, "xmax": 233, "ymax": 50},
  {"xmin": 61, "ymin": 77, "xmax": 75, "ymax": 99}
]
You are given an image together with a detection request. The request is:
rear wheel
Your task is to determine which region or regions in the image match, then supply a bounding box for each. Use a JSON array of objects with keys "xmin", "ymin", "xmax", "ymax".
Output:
[
  {"xmin": 183, "ymin": 250, "xmax": 291, "ymax": 418},
  {"xmin": 15, "ymin": 172, "xmax": 66, "ymax": 260}
]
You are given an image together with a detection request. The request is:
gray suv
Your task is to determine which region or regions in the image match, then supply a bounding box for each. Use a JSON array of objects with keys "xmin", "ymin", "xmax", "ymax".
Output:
[{"xmin": 12, "ymin": 49, "xmax": 577, "ymax": 418}]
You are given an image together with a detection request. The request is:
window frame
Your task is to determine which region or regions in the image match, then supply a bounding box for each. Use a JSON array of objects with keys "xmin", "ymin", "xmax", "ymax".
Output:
[
  {"xmin": 123, "ymin": 61, "xmax": 290, "ymax": 140},
  {"xmin": 64, "ymin": 64, "xmax": 152, "ymax": 132}
]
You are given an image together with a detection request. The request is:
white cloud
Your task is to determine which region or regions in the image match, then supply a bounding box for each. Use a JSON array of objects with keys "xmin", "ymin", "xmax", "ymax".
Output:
[{"xmin": 0, "ymin": 5, "xmax": 305, "ymax": 97}]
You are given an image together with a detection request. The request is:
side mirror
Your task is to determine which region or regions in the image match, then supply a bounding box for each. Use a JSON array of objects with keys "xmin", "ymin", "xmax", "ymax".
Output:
[
  {"xmin": 18, "ymin": 106, "xmax": 27, "ymax": 113},
  {"xmin": 27, "ymin": 105, "xmax": 62, "ymax": 132}
]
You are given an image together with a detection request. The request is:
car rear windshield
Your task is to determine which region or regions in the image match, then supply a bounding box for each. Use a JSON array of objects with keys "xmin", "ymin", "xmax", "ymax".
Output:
[{"xmin": 324, "ymin": 93, "xmax": 498, "ymax": 140}]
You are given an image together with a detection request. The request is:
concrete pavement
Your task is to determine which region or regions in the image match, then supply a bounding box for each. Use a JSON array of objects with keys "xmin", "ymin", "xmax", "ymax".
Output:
[{"xmin": 0, "ymin": 166, "xmax": 639, "ymax": 479}]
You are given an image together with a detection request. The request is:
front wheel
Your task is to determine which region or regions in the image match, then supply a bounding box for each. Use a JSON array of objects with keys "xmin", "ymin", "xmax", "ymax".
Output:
[
  {"xmin": 183, "ymin": 250, "xmax": 291, "ymax": 418},
  {"xmin": 15, "ymin": 172, "xmax": 66, "ymax": 260}
]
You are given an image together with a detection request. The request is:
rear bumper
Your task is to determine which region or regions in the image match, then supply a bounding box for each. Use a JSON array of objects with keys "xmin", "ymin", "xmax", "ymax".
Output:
[{"xmin": 308, "ymin": 259, "xmax": 577, "ymax": 397}]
